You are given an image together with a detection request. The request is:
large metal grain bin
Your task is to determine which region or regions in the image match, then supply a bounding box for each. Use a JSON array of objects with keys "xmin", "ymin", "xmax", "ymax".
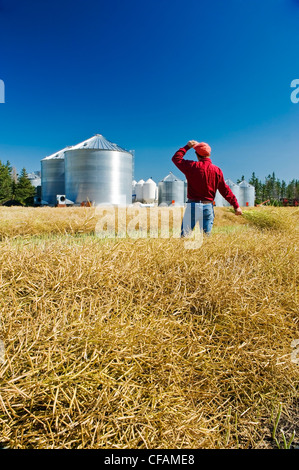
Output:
[
  {"xmin": 238, "ymin": 180, "xmax": 255, "ymax": 207},
  {"xmin": 158, "ymin": 172, "xmax": 185, "ymax": 206},
  {"xmin": 41, "ymin": 147, "xmax": 69, "ymax": 205},
  {"xmin": 64, "ymin": 134, "xmax": 133, "ymax": 206}
]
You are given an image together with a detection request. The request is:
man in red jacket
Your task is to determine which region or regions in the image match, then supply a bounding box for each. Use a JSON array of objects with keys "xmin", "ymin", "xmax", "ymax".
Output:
[{"xmin": 172, "ymin": 140, "xmax": 242, "ymax": 236}]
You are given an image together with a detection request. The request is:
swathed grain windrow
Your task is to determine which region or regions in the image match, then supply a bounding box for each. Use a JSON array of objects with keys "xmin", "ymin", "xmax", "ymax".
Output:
[{"xmin": 0, "ymin": 206, "xmax": 298, "ymax": 448}]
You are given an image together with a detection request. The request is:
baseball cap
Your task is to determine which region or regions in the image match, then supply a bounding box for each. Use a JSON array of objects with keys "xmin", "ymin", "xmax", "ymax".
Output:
[{"xmin": 194, "ymin": 142, "xmax": 211, "ymax": 157}]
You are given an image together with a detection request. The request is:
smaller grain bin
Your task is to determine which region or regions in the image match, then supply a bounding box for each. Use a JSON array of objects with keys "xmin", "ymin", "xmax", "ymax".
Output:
[
  {"xmin": 41, "ymin": 147, "xmax": 70, "ymax": 205},
  {"xmin": 238, "ymin": 180, "xmax": 255, "ymax": 207},
  {"xmin": 135, "ymin": 179, "xmax": 144, "ymax": 202},
  {"xmin": 222, "ymin": 179, "xmax": 241, "ymax": 207},
  {"xmin": 143, "ymin": 178, "xmax": 157, "ymax": 203},
  {"xmin": 132, "ymin": 180, "xmax": 137, "ymax": 202},
  {"xmin": 214, "ymin": 190, "xmax": 224, "ymax": 207},
  {"xmin": 28, "ymin": 172, "xmax": 41, "ymax": 188},
  {"xmin": 184, "ymin": 180, "xmax": 187, "ymax": 204},
  {"xmin": 158, "ymin": 172, "xmax": 185, "ymax": 206}
]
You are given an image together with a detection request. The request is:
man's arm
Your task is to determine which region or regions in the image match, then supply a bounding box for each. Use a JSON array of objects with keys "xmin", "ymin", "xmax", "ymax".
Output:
[
  {"xmin": 171, "ymin": 141, "xmax": 198, "ymax": 174},
  {"xmin": 217, "ymin": 171, "xmax": 242, "ymax": 215}
]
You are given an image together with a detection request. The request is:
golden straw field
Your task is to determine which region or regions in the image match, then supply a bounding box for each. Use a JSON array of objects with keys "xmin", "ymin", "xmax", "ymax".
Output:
[{"xmin": 0, "ymin": 205, "xmax": 298, "ymax": 449}]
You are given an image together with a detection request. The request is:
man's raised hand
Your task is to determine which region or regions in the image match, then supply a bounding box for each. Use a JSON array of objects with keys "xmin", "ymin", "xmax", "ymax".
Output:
[{"xmin": 187, "ymin": 140, "xmax": 198, "ymax": 148}]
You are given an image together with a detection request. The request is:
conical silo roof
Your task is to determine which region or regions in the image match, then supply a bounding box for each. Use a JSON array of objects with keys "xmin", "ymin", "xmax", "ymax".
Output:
[
  {"xmin": 225, "ymin": 178, "xmax": 237, "ymax": 186},
  {"xmin": 239, "ymin": 180, "xmax": 253, "ymax": 187},
  {"xmin": 42, "ymin": 146, "xmax": 72, "ymax": 160},
  {"xmin": 69, "ymin": 134, "xmax": 131, "ymax": 153},
  {"xmin": 160, "ymin": 172, "xmax": 183, "ymax": 182},
  {"xmin": 144, "ymin": 177, "xmax": 156, "ymax": 184}
]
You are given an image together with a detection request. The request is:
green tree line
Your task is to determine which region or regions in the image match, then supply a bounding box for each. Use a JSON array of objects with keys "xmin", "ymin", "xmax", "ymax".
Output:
[
  {"xmin": 0, "ymin": 160, "xmax": 36, "ymax": 205},
  {"xmin": 238, "ymin": 172, "xmax": 299, "ymax": 205}
]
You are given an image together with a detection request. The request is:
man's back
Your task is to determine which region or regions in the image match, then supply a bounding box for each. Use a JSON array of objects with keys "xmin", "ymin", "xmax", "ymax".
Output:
[{"xmin": 172, "ymin": 144, "xmax": 239, "ymax": 209}]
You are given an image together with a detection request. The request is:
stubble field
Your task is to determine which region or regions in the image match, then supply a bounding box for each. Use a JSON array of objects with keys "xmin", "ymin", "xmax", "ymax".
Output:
[{"xmin": 0, "ymin": 205, "xmax": 298, "ymax": 449}]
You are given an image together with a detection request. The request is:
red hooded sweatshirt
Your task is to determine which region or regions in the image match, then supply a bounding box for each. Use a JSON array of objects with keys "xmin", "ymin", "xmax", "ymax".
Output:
[{"xmin": 172, "ymin": 145, "xmax": 240, "ymax": 210}]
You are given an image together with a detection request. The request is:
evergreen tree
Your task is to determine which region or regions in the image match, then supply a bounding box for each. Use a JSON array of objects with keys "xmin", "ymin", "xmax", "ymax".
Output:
[
  {"xmin": 0, "ymin": 160, "xmax": 13, "ymax": 203},
  {"xmin": 264, "ymin": 174, "xmax": 274, "ymax": 200},
  {"xmin": 14, "ymin": 168, "xmax": 36, "ymax": 204},
  {"xmin": 274, "ymin": 178, "xmax": 281, "ymax": 200},
  {"xmin": 281, "ymin": 180, "xmax": 287, "ymax": 199},
  {"xmin": 249, "ymin": 172, "xmax": 263, "ymax": 201},
  {"xmin": 286, "ymin": 179, "xmax": 297, "ymax": 200},
  {"xmin": 249, "ymin": 172, "xmax": 258, "ymax": 188}
]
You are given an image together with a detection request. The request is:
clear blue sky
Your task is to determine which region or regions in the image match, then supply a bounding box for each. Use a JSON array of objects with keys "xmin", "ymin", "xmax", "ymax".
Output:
[{"xmin": 0, "ymin": 0, "xmax": 298, "ymax": 184}]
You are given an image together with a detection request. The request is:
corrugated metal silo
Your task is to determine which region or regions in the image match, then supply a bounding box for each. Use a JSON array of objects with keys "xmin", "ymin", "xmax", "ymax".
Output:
[
  {"xmin": 238, "ymin": 180, "xmax": 255, "ymax": 207},
  {"xmin": 143, "ymin": 178, "xmax": 157, "ymax": 203},
  {"xmin": 64, "ymin": 134, "xmax": 133, "ymax": 206},
  {"xmin": 135, "ymin": 179, "xmax": 144, "ymax": 202},
  {"xmin": 132, "ymin": 180, "xmax": 137, "ymax": 202},
  {"xmin": 41, "ymin": 147, "xmax": 69, "ymax": 205},
  {"xmin": 214, "ymin": 190, "xmax": 224, "ymax": 207},
  {"xmin": 158, "ymin": 172, "xmax": 185, "ymax": 206},
  {"xmin": 222, "ymin": 179, "xmax": 241, "ymax": 207},
  {"xmin": 184, "ymin": 180, "xmax": 187, "ymax": 203}
]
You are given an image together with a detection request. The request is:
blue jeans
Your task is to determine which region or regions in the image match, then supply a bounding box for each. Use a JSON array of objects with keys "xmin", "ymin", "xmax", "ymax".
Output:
[{"xmin": 181, "ymin": 202, "xmax": 214, "ymax": 237}]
